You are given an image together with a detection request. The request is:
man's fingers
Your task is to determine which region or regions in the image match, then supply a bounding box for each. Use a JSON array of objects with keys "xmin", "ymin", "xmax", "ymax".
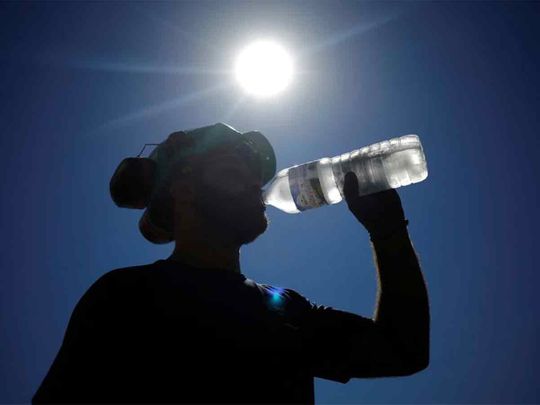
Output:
[{"xmin": 343, "ymin": 172, "xmax": 359, "ymax": 201}]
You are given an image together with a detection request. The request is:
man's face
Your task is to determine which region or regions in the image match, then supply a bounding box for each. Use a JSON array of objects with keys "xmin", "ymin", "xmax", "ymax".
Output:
[{"xmin": 191, "ymin": 148, "xmax": 268, "ymax": 245}]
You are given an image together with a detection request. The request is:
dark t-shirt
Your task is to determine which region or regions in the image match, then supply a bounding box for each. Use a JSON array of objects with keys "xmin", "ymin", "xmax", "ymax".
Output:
[{"xmin": 33, "ymin": 259, "xmax": 374, "ymax": 404}]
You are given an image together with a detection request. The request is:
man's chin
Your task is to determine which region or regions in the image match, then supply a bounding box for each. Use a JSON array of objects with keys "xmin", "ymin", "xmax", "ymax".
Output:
[
  {"xmin": 197, "ymin": 198, "xmax": 269, "ymax": 245},
  {"xmin": 234, "ymin": 213, "xmax": 268, "ymax": 245}
]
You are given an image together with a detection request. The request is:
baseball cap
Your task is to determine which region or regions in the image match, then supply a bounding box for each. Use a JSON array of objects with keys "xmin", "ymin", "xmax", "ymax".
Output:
[{"xmin": 148, "ymin": 122, "xmax": 276, "ymax": 190}]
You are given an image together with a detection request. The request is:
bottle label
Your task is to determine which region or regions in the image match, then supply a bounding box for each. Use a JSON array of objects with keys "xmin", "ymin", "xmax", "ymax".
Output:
[{"xmin": 289, "ymin": 161, "xmax": 327, "ymax": 211}]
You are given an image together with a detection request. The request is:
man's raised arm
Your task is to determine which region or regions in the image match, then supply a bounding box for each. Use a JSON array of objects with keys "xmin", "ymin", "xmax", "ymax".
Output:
[
  {"xmin": 371, "ymin": 226, "xmax": 430, "ymax": 373},
  {"xmin": 343, "ymin": 172, "xmax": 430, "ymax": 376}
]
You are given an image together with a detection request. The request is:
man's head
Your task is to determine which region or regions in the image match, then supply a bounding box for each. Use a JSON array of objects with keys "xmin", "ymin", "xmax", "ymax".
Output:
[
  {"xmin": 124, "ymin": 123, "xmax": 276, "ymax": 246},
  {"xmin": 168, "ymin": 144, "xmax": 269, "ymax": 246}
]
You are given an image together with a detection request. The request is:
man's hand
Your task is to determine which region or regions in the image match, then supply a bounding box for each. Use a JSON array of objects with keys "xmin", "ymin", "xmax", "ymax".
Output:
[{"xmin": 343, "ymin": 172, "xmax": 408, "ymax": 240}]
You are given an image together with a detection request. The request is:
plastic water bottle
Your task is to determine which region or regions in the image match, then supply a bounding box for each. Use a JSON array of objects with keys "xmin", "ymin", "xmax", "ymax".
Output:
[{"xmin": 263, "ymin": 134, "xmax": 428, "ymax": 213}]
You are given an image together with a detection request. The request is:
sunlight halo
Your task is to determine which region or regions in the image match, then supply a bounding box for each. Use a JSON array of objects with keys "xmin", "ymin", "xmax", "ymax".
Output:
[{"xmin": 234, "ymin": 40, "xmax": 294, "ymax": 98}]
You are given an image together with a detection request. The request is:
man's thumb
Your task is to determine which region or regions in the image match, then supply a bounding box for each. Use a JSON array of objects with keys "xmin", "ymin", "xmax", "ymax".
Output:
[{"xmin": 343, "ymin": 172, "xmax": 359, "ymax": 201}]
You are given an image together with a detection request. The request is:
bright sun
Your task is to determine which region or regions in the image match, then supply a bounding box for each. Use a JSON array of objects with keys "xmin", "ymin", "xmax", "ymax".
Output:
[{"xmin": 234, "ymin": 40, "xmax": 294, "ymax": 98}]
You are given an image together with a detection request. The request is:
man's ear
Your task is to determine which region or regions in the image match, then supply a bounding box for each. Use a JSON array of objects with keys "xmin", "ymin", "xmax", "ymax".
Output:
[{"xmin": 169, "ymin": 177, "xmax": 195, "ymax": 204}]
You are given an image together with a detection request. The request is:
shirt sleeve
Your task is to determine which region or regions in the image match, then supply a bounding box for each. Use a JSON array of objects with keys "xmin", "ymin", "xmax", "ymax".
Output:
[
  {"xmin": 32, "ymin": 271, "xmax": 124, "ymax": 403},
  {"xmin": 283, "ymin": 288, "xmax": 376, "ymax": 384}
]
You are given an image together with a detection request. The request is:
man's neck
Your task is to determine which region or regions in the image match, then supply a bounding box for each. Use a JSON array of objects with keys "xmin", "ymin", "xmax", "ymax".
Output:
[
  {"xmin": 167, "ymin": 236, "xmax": 241, "ymax": 273},
  {"xmin": 168, "ymin": 204, "xmax": 243, "ymax": 273}
]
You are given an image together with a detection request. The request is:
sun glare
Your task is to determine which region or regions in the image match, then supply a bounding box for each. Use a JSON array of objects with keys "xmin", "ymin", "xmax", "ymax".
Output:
[{"xmin": 234, "ymin": 40, "xmax": 294, "ymax": 98}]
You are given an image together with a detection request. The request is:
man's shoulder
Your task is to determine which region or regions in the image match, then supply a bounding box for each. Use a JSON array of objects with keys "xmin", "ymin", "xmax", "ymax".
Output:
[
  {"xmin": 82, "ymin": 262, "xmax": 161, "ymax": 304},
  {"xmin": 63, "ymin": 263, "xmax": 164, "ymax": 349},
  {"xmin": 100, "ymin": 261, "xmax": 158, "ymax": 282},
  {"xmin": 255, "ymin": 283, "xmax": 315, "ymax": 313}
]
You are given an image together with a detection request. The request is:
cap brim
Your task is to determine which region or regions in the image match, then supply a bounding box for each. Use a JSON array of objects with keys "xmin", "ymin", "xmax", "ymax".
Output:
[{"xmin": 241, "ymin": 131, "xmax": 276, "ymax": 185}]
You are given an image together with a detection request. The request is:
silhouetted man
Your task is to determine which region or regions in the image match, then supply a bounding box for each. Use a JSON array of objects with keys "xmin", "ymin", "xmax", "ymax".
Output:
[{"xmin": 33, "ymin": 123, "xmax": 429, "ymax": 404}]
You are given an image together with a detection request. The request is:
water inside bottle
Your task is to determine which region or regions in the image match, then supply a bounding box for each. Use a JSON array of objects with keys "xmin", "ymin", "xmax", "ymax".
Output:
[{"xmin": 332, "ymin": 136, "xmax": 428, "ymax": 198}]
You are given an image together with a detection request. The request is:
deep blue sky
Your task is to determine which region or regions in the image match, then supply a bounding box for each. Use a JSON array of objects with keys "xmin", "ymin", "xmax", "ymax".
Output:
[{"xmin": 1, "ymin": 1, "xmax": 539, "ymax": 403}]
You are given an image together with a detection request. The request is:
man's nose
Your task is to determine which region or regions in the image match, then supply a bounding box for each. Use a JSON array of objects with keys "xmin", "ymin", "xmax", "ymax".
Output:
[
  {"xmin": 243, "ymin": 182, "xmax": 263, "ymax": 199},
  {"xmin": 244, "ymin": 173, "xmax": 263, "ymax": 191}
]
